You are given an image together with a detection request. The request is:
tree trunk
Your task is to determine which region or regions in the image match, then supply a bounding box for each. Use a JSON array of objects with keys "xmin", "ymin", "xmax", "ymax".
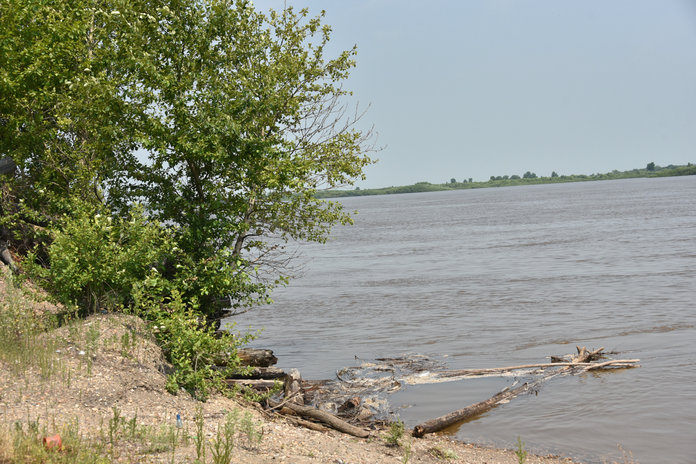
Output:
[{"xmin": 412, "ymin": 382, "xmax": 533, "ymax": 437}]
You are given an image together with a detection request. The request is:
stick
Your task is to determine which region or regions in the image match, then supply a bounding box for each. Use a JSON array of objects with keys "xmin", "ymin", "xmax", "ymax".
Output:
[
  {"xmin": 582, "ymin": 360, "xmax": 640, "ymax": 372},
  {"xmin": 439, "ymin": 359, "xmax": 639, "ymax": 377}
]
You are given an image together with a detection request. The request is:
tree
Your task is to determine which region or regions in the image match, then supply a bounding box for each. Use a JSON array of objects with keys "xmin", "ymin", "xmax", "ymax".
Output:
[
  {"xmin": 3, "ymin": 0, "xmax": 374, "ymax": 313},
  {"xmin": 646, "ymin": 162, "xmax": 656, "ymax": 171},
  {"xmin": 551, "ymin": 171, "xmax": 558, "ymax": 178},
  {"xmin": 450, "ymin": 178, "xmax": 457, "ymax": 184},
  {"xmin": 523, "ymin": 171, "xmax": 537, "ymax": 179},
  {"xmin": 510, "ymin": 174, "xmax": 520, "ymax": 180},
  {"xmin": 0, "ymin": 0, "xmax": 145, "ymax": 250}
]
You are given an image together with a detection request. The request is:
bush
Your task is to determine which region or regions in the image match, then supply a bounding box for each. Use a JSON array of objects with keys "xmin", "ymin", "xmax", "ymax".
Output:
[
  {"xmin": 131, "ymin": 275, "xmax": 254, "ymax": 399},
  {"xmin": 25, "ymin": 204, "xmax": 174, "ymax": 314}
]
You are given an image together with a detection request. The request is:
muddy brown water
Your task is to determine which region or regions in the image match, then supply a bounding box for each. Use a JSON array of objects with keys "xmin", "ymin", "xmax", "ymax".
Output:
[{"xmin": 230, "ymin": 176, "xmax": 696, "ymax": 463}]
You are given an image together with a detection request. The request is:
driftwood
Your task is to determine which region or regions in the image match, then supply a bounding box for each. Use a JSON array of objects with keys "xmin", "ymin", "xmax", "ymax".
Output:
[
  {"xmin": 412, "ymin": 347, "xmax": 639, "ymax": 437},
  {"xmin": 225, "ymin": 366, "xmax": 286, "ymax": 380},
  {"xmin": 224, "ymin": 379, "xmax": 279, "ymax": 390},
  {"xmin": 413, "ymin": 381, "xmax": 534, "ymax": 437},
  {"xmin": 284, "ymin": 368, "xmax": 304, "ymax": 405},
  {"xmin": 238, "ymin": 348, "xmax": 278, "ymax": 367},
  {"xmin": 286, "ymin": 417, "xmax": 330, "ymax": 433},
  {"xmin": 440, "ymin": 360, "xmax": 639, "ymax": 377},
  {"xmin": 267, "ymin": 398, "xmax": 370, "ymax": 438}
]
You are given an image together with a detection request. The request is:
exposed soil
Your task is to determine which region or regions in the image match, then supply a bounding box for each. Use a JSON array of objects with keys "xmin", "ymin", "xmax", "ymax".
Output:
[{"xmin": 0, "ymin": 266, "xmax": 581, "ymax": 463}]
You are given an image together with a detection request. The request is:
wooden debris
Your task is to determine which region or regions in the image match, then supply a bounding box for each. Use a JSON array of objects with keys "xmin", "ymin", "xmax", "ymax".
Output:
[
  {"xmin": 412, "ymin": 382, "xmax": 534, "ymax": 437},
  {"xmin": 224, "ymin": 379, "xmax": 278, "ymax": 391},
  {"xmin": 412, "ymin": 346, "xmax": 639, "ymax": 437},
  {"xmin": 226, "ymin": 366, "xmax": 286, "ymax": 380},
  {"xmin": 284, "ymin": 368, "xmax": 304, "ymax": 405},
  {"xmin": 267, "ymin": 398, "xmax": 370, "ymax": 438},
  {"xmin": 238, "ymin": 348, "xmax": 278, "ymax": 367}
]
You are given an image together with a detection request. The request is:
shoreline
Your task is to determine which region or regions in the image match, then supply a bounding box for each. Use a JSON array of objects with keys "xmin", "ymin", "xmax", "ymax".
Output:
[{"xmin": 0, "ymin": 268, "xmax": 589, "ymax": 463}]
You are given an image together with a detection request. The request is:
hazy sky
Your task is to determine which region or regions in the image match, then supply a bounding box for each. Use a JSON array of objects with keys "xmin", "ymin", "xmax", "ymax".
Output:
[{"xmin": 258, "ymin": 0, "xmax": 696, "ymax": 188}]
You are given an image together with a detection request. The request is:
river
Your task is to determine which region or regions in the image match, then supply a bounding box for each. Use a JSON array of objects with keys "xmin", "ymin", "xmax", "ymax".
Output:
[{"xmin": 230, "ymin": 176, "xmax": 696, "ymax": 463}]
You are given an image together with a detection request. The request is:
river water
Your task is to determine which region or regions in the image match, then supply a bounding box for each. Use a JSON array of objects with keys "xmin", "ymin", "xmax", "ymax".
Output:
[{"xmin": 231, "ymin": 176, "xmax": 696, "ymax": 463}]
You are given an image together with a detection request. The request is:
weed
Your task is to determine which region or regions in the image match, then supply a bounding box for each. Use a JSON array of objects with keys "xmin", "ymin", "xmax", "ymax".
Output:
[
  {"xmin": 109, "ymin": 406, "xmax": 125, "ymax": 445},
  {"xmin": 385, "ymin": 419, "xmax": 405, "ymax": 447},
  {"xmin": 240, "ymin": 411, "xmax": 263, "ymax": 448},
  {"xmin": 194, "ymin": 406, "xmax": 206, "ymax": 463},
  {"xmin": 402, "ymin": 438, "xmax": 413, "ymax": 464},
  {"xmin": 429, "ymin": 446, "xmax": 459, "ymax": 460},
  {"xmin": 209, "ymin": 411, "xmax": 237, "ymax": 464},
  {"xmin": 516, "ymin": 436, "xmax": 528, "ymax": 464}
]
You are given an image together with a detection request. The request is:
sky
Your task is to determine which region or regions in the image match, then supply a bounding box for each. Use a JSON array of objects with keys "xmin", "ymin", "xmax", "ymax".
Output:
[{"xmin": 257, "ymin": 0, "xmax": 696, "ymax": 188}]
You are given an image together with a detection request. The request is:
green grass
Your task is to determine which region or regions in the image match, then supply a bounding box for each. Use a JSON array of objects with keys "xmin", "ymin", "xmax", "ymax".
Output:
[
  {"xmin": 0, "ymin": 405, "xmax": 263, "ymax": 463},
  {"xmin": 384, "ymin": 419, "xmax": 405, "ymax": 447}
]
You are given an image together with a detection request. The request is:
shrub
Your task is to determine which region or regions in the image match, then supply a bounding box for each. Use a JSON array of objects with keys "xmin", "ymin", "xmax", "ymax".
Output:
[
  {"xmin": 25, "ymin": 203, "xmax": 174, "ymax": 314},
  {"xmin": 131, "ymin": 276, "xmax": 253, "ymax": 399}
]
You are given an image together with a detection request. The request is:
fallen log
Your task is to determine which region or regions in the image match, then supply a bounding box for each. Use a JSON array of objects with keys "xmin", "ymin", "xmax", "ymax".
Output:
[
  {"xmin": 225, "ymin": 366, "xmax": 286, "ymax": 380},
  {"xmin": 287, "ymin": 417, "xmax": 330, "ymax": 433},
  {"xmin": 238, "ymin": 348, "xmax": 278, "ymax": 367},
  {"xmin": 412, "ymin": 381, "xmax": 534, "ymax": 437},
  {"xmin": 439, "ymin": 359, "xmax": 639, "ymax": 378},
  {"xmin": 267, "ymin": 398, "xmax": 370, "ymax": 438},
  {"xmin": 412, "ymin": 347, "xmax": 639, "ymax": 437},
  {"xmin": 224, "ymin": 379, "xmax": 279, "ymax": 390}
]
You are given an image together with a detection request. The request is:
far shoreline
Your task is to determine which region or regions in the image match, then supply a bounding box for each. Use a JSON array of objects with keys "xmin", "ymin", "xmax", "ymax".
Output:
[{"xmin": 317, "ymin": 163, "xmax": 695, "ymax": 199}]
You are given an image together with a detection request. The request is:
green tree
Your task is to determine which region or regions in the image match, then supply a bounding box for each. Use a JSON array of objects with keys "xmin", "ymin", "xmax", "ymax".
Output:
[
  {"xmin": 551, "ymin": 171, "xmax": 558, "ymax": 178},
  {"xmin": 523, "ymin": 171, "xmax": 537, "ymax": 179},
  {"xmin": 113, "ymin": 1, "xmax": 374, "ymax": 311},
  {"xmin": 646, "ymin": 162, "xmax": 656, "ymax": 171},
  {"xmin": 0, "ymin": 0, "xmax": 145, "ymax": 247},
  {"xmin": 2, "ymin": 0, "xmax": 374, "ymax": 314}
]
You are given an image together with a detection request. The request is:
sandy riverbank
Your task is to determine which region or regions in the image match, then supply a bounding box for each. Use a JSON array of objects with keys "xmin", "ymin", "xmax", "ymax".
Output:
[{"xmin": 0, "ymin": 266, "xmax": 588, "ymax": 463}]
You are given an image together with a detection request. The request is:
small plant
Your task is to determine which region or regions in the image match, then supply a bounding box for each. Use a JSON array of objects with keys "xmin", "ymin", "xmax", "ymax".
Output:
[
  {"xmin": 516, "ymin": 436, "xmax": 528, "ymax": 464},
  {"xmin": 385, "ymin": 419, "xmax": 405, "ymax": 447},
  {"xmin": 402, "ymin": 438, "xmax": 413, "ymax": 464},
  {"xmin": 193, "ymin": 406, "xmax": 206, "ymax": 463},
  {"xmin": 429, "ymin": 446, "xmax": 459, "ymax": 460},
  {"xmin": 209, "ymin": 411, "xmax": 238, "ymax": 464},
  {"xmin": 109, "ymin": 406, "xmax": 125, "ymax": 445},
  {"xmin": 120, "ymin": 328, "xmax": 138, "ymax": 358},
  {"xmin": 240, "ymin": 411, "xmax": 263, "ymax": 448}
]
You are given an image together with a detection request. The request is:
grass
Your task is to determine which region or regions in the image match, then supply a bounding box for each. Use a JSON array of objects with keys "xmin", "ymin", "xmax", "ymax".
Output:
[
  {"xmin": 429, "ymin": 446, "xmax": 459, "ymax": 460},
  {"xmin": 515, "ymin": 436, "xmax": 528, "ymax": 464},
  {"xmin": 1, "ymin": 270, "xmax": 266, "ymax": 463},
  {"xmin": 0, "ymin": 405, "xmax": 263, "ymax": 463},
  {"xmin": 384, "ymin": 419, "xmax": 405, "ymax": 447},
  {"xmin": 0, "ymin": 274, "xmax": 70, "ymax": 384}
]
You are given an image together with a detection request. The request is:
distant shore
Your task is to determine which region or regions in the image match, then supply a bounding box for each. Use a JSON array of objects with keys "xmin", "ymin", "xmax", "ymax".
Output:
[{"xmin": 317, "ymin": 163, "xmax": 695, "ymax": 199}]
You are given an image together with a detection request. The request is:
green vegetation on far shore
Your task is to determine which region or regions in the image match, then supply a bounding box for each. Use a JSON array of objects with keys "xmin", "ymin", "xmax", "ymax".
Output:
[{"xmin": 316, "ymin": 163, "xmax": 696, "ymax": 198}]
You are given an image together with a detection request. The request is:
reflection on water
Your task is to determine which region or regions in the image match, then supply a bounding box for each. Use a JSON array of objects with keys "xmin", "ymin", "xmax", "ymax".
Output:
[{"xmin": 231, "ymin": 176, "xmax": 696, "ymax": 463}]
